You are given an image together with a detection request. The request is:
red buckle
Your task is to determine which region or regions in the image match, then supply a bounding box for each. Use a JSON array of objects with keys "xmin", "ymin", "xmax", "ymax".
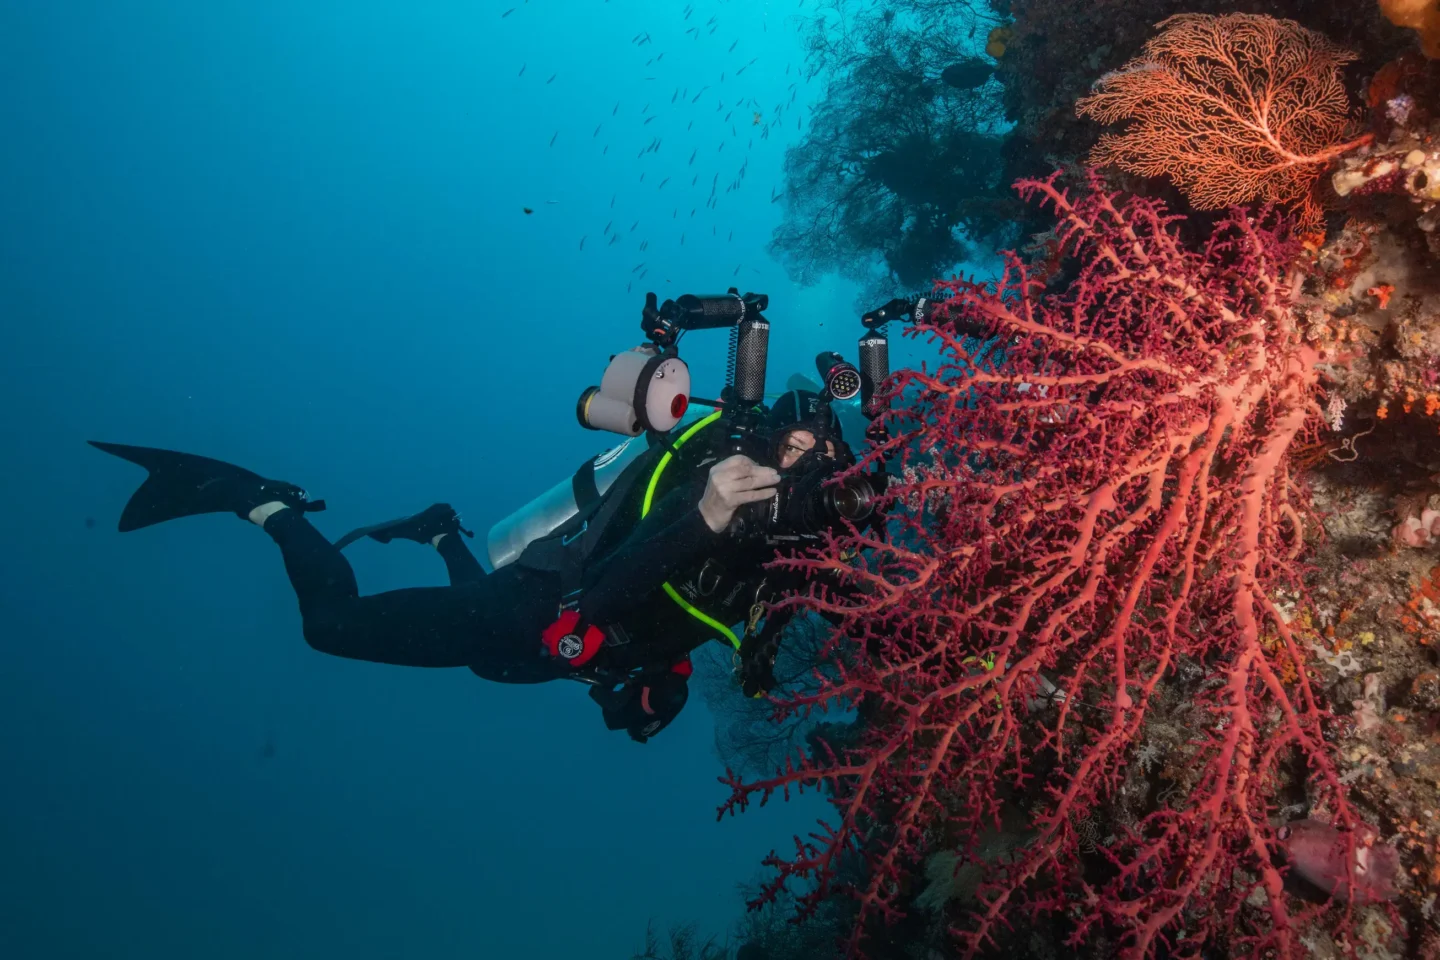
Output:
[{"xmin": 541, "ymin": 610, "xmax": 604, "ymax": 667}]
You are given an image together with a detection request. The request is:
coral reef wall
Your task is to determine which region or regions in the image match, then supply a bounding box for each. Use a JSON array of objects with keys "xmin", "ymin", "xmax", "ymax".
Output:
[{"xmin": 724, "ymin": 2, "xmax": 1440, "ymax": 958}]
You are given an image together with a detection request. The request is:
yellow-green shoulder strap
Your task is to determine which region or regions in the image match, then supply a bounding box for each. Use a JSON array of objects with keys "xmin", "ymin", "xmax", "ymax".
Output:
[{"xmin": 641, "ymin": 410, "xmax": 741, "ymax": 650}]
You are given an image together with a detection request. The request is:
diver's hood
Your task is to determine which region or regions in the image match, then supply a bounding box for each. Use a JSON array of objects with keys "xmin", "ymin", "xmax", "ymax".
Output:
[{"xmin": 764, "ymin": 388, "xmax": 842, "ymax": 442}]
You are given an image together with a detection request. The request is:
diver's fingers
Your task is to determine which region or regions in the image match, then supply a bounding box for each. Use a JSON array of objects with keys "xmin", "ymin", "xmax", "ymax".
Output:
[
  {"xmin": 728, "ymin": 465, "xmax": 780, "ymax": 491},
  {"xmin": 709, "ymin": 457, "xmax": 774, "ymax": 494},
  {"xmin": 714, "ymin": 455, "xmax": 779, "ymax": 487},
  {"xmin": 728, "ymin": 486, "xmax": 778, "ymax": 505}
]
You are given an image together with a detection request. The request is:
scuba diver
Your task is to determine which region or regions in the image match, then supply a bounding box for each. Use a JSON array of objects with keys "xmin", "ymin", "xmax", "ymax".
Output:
[{"xmin": 90, "ymin": 290, "xmax": 909, "ymax": 742}]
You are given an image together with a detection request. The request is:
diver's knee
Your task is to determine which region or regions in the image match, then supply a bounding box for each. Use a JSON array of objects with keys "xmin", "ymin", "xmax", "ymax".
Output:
[{"xmin": 300, "ymin": 616, "xmax": 346, "ymax": 655}]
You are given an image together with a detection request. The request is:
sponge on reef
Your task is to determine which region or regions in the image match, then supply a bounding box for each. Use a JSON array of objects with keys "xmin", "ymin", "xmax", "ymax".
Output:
[{"xmin": 1381, "ymin": 0, "xmax": 1440, "ymax": 58}]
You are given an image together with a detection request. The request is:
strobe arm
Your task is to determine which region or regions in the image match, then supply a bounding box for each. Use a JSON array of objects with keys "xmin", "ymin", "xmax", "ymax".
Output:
[{"xmin": 641, "ymin": 289, "xmax": 769, "ymax": 347}]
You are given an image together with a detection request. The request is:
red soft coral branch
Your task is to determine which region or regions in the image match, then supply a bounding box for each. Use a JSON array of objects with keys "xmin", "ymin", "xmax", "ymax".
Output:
[{"xmin": 720, "ymin": 171, "xmax": 1367, "ymax": 958}]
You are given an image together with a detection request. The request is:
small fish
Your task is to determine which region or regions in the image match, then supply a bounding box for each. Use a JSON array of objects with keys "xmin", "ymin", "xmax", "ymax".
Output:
[
  {"xmin": 579, "ymin": 235, "xmax": 586, "ymax": 250},
  {"xmin": 611, "ymin": 194, "xmax": 616, "ymax": 208},
  {"xmin": 632, "ymin": 262, "xmax": 645, "ymax": 272},
  {"xmin": 603, "ymin": 220, "xmax": 613, "ymax": 234},
  {"xmin": 639, "ymin": 268, "xmax": 649, "ymax": 279},
  {"xmin": 613, "ymin": 102, "xmax": 620, "ymax": 115},
  {"xmin": 644, "ymin": 116, "xmax": 656, "ymax": 125},
  {"xmin": 691, "ymin": 175, "xmax": 697, "ymax": 186},
  {"xmin": 518, "ymin": 63, "xmax": 526, "ymax": 77},
  {"xmin": 593, "ymin": 123, "xmax": 601, "ymax": 137},
  {"xmin": 630, "ymin": 220, "xmax": 638, "ymax": 232},
  {"xmin": 733, "ymin": 265, "xmax": 741, "ymax": 276},
  {"xmin": 544, "ymin": 200, "xmax": 561, "ymax": 205},
  {"xmin": 603, "ymin": 145, "xmax": 608, "ymax": 154},
  {"xmin": 547, "ymin": 73, "xmax": 557, "ymax": 84},
  {"xmin": 680, "ymin": 233, "xmax": 685, "ymax": 245},
  {"xmin": 688, "ymin": 149, "xmax": 696, "ymax": 165},
  {"xmin": 728, "ymin": 40, "xmax": 737, "ymax": 52},
  {"xmin": 627, "ymin": 281, "xmax": 633, "ymax": 293},
  {"xmin": 659, "ymin": 177, "xmax": 670, "ymax": 189},
  {"xmin": 523, "ymin": 207, "xmax": 534, "ymax": 214},
  {"xmin": 549, "ymin": 131, "xmax": 558, "ymax": 147},
  {"xmin": 502, "ymin": 7, "xmax": 514, "ymax": 17}
]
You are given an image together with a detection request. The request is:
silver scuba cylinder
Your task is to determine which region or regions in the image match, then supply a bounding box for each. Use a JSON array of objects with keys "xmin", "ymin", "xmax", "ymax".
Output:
[
  {"xmin": 485, "ymin": 435, "xmax": 649, "ymax": 571},
  {"xmin": 488, "ymin": 343, "xmax": 697, "ymax": 571},
  {"xmin": 485, "ymin": 404, "xmax": 716, "ymax": 571}
]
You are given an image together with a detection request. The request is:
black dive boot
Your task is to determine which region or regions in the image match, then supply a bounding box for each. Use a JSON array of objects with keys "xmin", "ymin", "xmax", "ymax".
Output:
[
  {"xmin": 88, "ymin": 441, "xmax": 326, "ymax": 532},
  {"xmin": 333, "ymin": 503, "xmax": 474, "ymax": 551}
]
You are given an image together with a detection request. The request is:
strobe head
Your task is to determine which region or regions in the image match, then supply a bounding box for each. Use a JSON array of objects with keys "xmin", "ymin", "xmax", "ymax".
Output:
[
  {"xmin": 815, "ymin": 351, "xmax": 861, "ymax": 402},
  {"xmin": 578, "ymin": 346, "xmax": 691, "ymax": 436}
]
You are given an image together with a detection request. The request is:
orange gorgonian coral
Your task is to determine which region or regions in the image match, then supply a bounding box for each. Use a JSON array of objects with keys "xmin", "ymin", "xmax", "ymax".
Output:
[{"xmin": 1076, "ymin": 13, "xmax": 1371, "ymax": 225}]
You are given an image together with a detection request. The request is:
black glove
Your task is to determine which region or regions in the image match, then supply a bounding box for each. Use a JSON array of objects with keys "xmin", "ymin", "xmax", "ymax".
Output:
[{"xmin": 589, "ymin": 661, "xmax": 691, "ymax": 743}]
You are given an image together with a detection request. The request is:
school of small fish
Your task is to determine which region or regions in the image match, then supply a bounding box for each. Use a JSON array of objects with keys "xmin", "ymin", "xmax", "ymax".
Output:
[{"xmin": 502, "ymin": 0, "xmax": 819, "ymax": 290}]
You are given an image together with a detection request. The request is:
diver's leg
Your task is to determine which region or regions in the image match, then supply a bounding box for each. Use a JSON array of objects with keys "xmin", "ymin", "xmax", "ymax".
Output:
[
  {"xmin": 434, "ymin": 532, "xmax": 486, "ymax": 585},
  {"xmin": 260, "ymin": 506, "xmax": 556, "ymax": 671}
]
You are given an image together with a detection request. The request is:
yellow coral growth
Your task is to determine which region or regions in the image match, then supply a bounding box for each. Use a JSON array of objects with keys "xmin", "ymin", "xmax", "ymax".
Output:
[{"xmin": 1381, "ymin": 0, "xmax": 1440, "ymax": 58}]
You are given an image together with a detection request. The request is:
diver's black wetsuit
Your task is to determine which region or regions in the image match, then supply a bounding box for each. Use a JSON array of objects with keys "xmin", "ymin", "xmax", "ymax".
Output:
[{"xmin": 261, "ymin": 478, "xmax": 723, "ymax": 682}]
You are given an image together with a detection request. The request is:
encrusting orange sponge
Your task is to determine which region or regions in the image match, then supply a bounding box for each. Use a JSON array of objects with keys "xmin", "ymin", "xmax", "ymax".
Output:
[{"xmin": 1381, "ymin": 0, "xmax": 1440, "ymax": 58}]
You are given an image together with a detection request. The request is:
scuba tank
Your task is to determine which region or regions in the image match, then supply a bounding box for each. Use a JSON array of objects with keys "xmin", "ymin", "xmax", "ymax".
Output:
[
  {"xmin": 485, "ymin": 434, "xmax": 651, "ymax": 571},
  {"xmin": 486, "ymin": 342, "xmax": 700, "ymax": 571}
]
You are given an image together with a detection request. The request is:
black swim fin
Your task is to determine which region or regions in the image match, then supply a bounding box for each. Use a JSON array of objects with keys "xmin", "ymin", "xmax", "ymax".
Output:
[
  {"xmin": 335, "ymin": 503, "xmax": 473, "ymax": 551},
  {"xmin": 88, "ymin": 441, "xmax": 326, "ymax": 532}
]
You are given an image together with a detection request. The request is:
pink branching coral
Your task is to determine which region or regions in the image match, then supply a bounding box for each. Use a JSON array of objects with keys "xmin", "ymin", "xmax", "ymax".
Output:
[{"xmin": 721, "ymin": 172, "xmax": 1378, "ymax": 958}]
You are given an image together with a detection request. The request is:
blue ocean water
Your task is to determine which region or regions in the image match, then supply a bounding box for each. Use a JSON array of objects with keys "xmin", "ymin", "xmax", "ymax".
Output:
[{"xmin": 0, "ymin": 2, "xmax": 954, "ymax": 957}]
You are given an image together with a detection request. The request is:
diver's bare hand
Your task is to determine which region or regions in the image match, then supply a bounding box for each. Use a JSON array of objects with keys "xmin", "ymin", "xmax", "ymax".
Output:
[{"xmin": 699, "ymin": 455, "xmax": 780, "ymax": 533}]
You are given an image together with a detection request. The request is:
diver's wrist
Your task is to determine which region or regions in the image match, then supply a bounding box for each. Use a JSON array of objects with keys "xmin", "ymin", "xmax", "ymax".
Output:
[{"xmin": 698, "ymin": 499, "xmax": 730, "ymax": 534}]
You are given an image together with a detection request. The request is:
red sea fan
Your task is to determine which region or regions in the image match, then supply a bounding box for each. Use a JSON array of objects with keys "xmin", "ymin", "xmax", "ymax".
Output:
[
  {"xmin": 721, "ymin": 171, "xmax": 1373, "ymax": 958},
  {"xmin": 1075, "ymin": 13, "xmax": 1370, "ymax": 227}
]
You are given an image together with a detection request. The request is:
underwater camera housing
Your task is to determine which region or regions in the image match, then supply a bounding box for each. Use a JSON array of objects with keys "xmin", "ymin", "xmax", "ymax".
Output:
[
  {"xmin": 729, "ymin": 347, "xmax": 884, "ymax": 540},
  {"xmin": 734, "ymin": 448, "xmax": 884, "ymax": 542}
]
